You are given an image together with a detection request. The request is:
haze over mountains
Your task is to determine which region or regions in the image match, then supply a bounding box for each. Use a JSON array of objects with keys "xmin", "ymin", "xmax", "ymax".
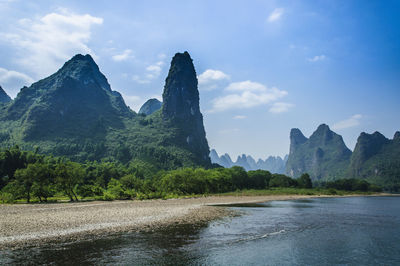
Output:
[{"xmin": 210, "ymin": 149, "xmax": 287, "ymax": 173}]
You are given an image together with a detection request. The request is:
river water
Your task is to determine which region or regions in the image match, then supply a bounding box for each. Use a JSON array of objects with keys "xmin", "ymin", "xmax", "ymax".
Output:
[{"xmin": 1, "ymin": 196, "xmax": 400, "ymax": 265}]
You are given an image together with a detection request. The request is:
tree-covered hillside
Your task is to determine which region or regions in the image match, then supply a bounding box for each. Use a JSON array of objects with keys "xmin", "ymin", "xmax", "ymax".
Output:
[
  {"xmin": 0, "ymin": 52, "xmax": 211, "ymax": 169},
  {"xmin": 349, "ymin": 131, "xmax": 400, "ymax": 191},
  {"xmin": 286, "ymin": 124, "xmax": 352, "ymax": 181}
]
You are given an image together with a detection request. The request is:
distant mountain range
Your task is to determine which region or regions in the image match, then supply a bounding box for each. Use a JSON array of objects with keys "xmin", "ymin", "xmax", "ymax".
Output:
[
  {"xmin": 0, "ymin": 52, "xmax": 211, "ymax": 168},
  {"xmin": 210, "ymin": 149, "xmax": 287, "ymax": 173},
  {"xmin": 286, "ymin": 124, "xmax": 400, "ymax": 190},
  {"xmin": 0, "ymin": 51, "xmax": 398, "ymax": 190}
]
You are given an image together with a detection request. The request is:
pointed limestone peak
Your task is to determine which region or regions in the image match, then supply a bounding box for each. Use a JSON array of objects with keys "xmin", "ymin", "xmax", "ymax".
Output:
[
  {"xmin": 309, "ymin": 123, "xmax": 336, "ymax": 144},
  {"xmin": 209, "ymin": 149, "xmax": 219, "ymax": 158},
  {"xmin": 311, "ymin": 123, "xmax": 331, "ymax": 137},
  {"xmin": 56, "ymin": 53, "xmax": 111, "ymax": 92},
  {"xmin": 138, "ymin": 98, "xmax": 162, "ymax": 115},
  {"xmin": 290, "ymin": 128, "xmax": 308, "ymax": 148},
  {"xmin": 161, "ymin": 51, "xmax": 210, "ymax": 166},
  {"xmin": 0, "ymin": 85, "xmax": 11, "ymax": 103},
  {"xmin": 162, "ymin": 51, "xmax": 199, "ymax": 120},
  {"xmin": 394, "ymin": 131, "xmax": 400, "ymax": 141}
]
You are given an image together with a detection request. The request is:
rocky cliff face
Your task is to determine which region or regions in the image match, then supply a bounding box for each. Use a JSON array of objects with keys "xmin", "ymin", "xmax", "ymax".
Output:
[
  {"xmin": 162, "ymin": 52, "xmax": 210, "ymax": 165},
  {"xmin": 286, "ymin": 124, "xmax": 352, "ymax": 180},
  {"xmin": 138, "ymin": 98, "xmax": 162, "ymax": 115},
  {"xmin": 0, "ymin": 86, "xmax": 11, "ymax": 103},
  {"xmin": 349, "ymin": 131, "xmax": 400, "ymax": 190}
]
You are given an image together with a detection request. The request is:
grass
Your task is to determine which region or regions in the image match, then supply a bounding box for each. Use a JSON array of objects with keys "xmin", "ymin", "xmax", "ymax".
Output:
[{"xmin": 1, "ymin": 187, "xmax": 381, "ymax": 204}]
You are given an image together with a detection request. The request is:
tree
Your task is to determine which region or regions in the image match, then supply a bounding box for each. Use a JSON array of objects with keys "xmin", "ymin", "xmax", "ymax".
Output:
[
  {"xmin": 269, "ymin": 174, "xmax": 297, "ymax": 188},
  {"xmin": 297, "ymin": 173, "xmax": 312, "ymax": 188},
  {"xmin": 30, "ymin": 163, "xmax": 54, "ymax": 202},
  {"xmin": 248, "ymin": 170, "xmax": 272, "ymax": 189},
  {"xmin": 14, "ymin": 166, "xmax": 35, "ymax": 202},
  {"xmin": 55, "ymin": 162, "xmax": 84, "ymax": 201}
]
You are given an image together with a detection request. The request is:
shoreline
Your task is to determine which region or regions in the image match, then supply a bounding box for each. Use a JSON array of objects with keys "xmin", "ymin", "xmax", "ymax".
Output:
[{"xmin": 0, "ymin": 193, "xmax": 393, "ymax": 249}]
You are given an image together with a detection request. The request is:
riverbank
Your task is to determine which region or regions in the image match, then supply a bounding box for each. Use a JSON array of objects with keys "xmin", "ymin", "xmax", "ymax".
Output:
[{"xmin": 0, "ymin": 193, "xmax": 391, "ymax": 249}]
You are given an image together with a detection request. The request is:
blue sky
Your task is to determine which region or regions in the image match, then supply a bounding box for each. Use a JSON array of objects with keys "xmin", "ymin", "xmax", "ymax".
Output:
[{"xmin": 0, "ymin": 0, "xmax": 399, "ymax": 159}]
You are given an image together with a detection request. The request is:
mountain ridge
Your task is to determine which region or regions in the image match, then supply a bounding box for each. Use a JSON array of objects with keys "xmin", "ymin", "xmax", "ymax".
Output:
[
  {"xmin": 210, "ymin": 149, "xmax": 287, "ymax": 173},
  {"xmin": 0, "ymin": 52, "xmax": 211, "ymax": 169},
  {"xmin": 286, "ymin": 124, "xmax": 352, "ymax": 180}
]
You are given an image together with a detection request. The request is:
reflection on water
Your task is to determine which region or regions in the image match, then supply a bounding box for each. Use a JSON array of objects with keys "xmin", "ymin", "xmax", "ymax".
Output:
[{"xmin": 1, "ymin": 196, "xmax": 400, "ymax": 265}]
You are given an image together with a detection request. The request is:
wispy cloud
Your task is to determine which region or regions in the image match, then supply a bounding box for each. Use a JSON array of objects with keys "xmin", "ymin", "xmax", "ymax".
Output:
[
  {"xmin": 120, "ymin": 94, "xmax": 143, "ymax": 112},
  {"xmin": 112, "ymin": 49, "xmax": 133, "ymax": 62},
  {"xmin": 1, "ymin": 9, "xmax": 103, "ymax": 78},
  {"xmin": 209, "ymin": 80, "xmax": 287, "ymax": 113},
  {"xmin": 269, "ymin": 102, "xmax": 294, "ymax": 114},
  {"xmin": 198, "ymin": 69, "xmax": 230, "ymax": 91},
  {"xmin": 268, "ymin": 8, "xmax": 284, "ymax": 22},
  {"xmin": 132, "ymin": 61, "xmax": 164, "ymax": 84},
  {"xmin": 332, "ymin": 114, "xmax": 362, "ymax": 130},
  {"xmin": 0, "ymin": 67, "xmax": 34, "ymax": 97},
  {"xmin": 307, "ymin": 55, "xmax": 326, "ymax": 62},
  {"xmin": 233, "ymin": 115, "xmax": 247, "ymax": 119}
]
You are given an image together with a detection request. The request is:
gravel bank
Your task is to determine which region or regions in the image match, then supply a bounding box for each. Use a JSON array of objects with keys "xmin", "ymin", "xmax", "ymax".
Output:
[{"xmin": 0, "ymin": 194, "xmax": 379, "ymax": 249}]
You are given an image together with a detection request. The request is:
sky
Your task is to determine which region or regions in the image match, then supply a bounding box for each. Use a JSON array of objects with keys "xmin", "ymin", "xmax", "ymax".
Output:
[{"xmin": 0, "ymin": 0, "xmax": 399, "ymax": 159}]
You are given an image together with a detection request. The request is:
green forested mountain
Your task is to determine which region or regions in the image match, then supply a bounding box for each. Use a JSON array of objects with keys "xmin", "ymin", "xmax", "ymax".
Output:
[
  {"xmin": 0, "ymin": 85, "xmax": 11, "ymax": 103},
  {"xmin": 0, "ymin": 52, "xmax": 211, "ymax": 169},
  {"xmin": 286, "ymin": 124, "xmax": 352, "ymax": 181},
  {"xmin": 286, "ymin": 124, "xmax": 400, "ymax": 190},
  {"xmin": 138, "ymin": 98, "xmax": 162, "ymax": 115},
  {"xmin": 349, "ymin": 131, "xmax": 400, "ymax": 190}
]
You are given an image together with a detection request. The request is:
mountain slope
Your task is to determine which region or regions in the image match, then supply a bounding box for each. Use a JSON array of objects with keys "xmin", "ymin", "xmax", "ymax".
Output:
[
  {"xmin": 1, "ymin": 54, "xmax": 132, "ymax": 141},
  {"xmin": 138, "ymin": 98, "xmax": 162, "ymax": 115},
  {"xmin": 349, "ymin": 131, "xmax": 400, "ymax": 190},
  {"xmin": 0, "ymin": 52, "xmax": 211, "ymax": 169},
  {"xmin": 286, "ymin": 124, "xmax": 352, "ymax": 180},
  {"xmin": 0, "ymin": 86, "xmax": 11, "ymax": 103}
]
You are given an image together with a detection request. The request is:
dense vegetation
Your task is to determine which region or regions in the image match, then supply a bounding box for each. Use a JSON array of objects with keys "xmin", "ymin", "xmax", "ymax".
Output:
[
  {"xmin": 0, "ymin": 53, "xmax": 211, "ymax": 171},
  {"xmin": 0, "ymin": 147, "xmax": 381, "ymax": 204}
]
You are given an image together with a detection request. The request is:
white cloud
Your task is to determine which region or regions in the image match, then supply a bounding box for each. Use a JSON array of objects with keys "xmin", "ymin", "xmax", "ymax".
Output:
[
  {"xmin": 198, "ymin": 69, "xmax": 230, "ymax": 91},
  {"xmin": 0, "ymin": 67, "xmax": 34, "ymax": 97},
  {"xmin": 268, "ymin": 8, "xmax": 284, "ymax": 22},
  {"xmin": 198, "ymin": 69, "xmax": 230, "ymax": 84},
  {"xmin": 120, "ymin": 94, "xmax": 143, "ymax": 112},
  {"xmin": 112, "ymin": 49, "xmax": 133, "ymax": 62},
  {"xmin": 1, "ymin": 9, "xmax": 103, "ymax": 78},
  {"xmin": 225, "ymin": 80, "xmax": 269, "ymax": 92},
  {"xmin": 269, "ymin": 102, "xmax": 294, "ymax": 113},
  {"xmin": 209, "ymin": 81, "xmax": 287, "ymax": 113},
  {"xmin": 233, "ymin": 115, "xmax": 247, "ymax": 119},
  {"xmin": 132, "ymin": 61, "xmax": 164, "ymax": 84},
  {"xmin": 307, "ymin": 55, "xmax": 326, "ymax": 62},
  {"xmin": 332, "ymin": 114, "xmax": 362, "ymax": 130}
]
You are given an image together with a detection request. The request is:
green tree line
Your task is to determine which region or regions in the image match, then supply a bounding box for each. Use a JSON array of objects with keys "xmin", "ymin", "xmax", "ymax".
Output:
[{"xmin": 0, "ymin": 146, "xmax": 380, "ymax": 203}]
